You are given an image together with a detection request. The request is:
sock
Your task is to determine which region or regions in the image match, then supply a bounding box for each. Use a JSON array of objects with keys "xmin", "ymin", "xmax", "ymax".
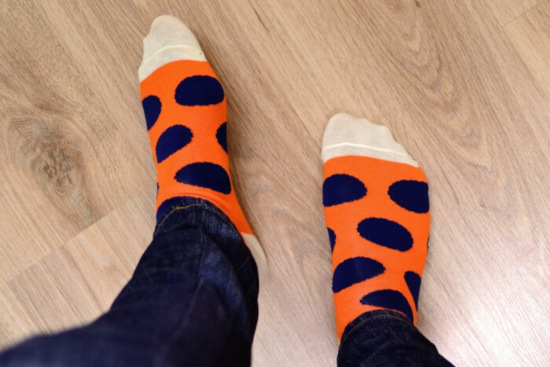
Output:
[
  {"xmin": 322, "ymin": 113, "xmax": 430, "ymax": 340},
  {"xmin": 138, "ymin": 15, "xmax": 263, "ymax": 261}
]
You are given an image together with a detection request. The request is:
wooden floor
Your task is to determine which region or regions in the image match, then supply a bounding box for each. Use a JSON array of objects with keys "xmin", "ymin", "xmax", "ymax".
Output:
[{"xmin": 1, "ymin": 0, "xmax": 549, "ymax": 365}]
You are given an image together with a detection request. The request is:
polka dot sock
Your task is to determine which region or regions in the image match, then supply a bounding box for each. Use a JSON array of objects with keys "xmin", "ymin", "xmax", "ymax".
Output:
[
  {"xmin": 322, "ymin": 113, "xmax": 430, "ymax": 340},
  {"xmin": 138, "ymin": 16, "xmax": 263, "ymax": 260}
]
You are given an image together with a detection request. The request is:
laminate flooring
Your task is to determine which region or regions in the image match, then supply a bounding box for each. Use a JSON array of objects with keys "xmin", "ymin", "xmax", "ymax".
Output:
[{"xmin": 1, "ymin": 1, "xmax": 549, "ymax": 365}]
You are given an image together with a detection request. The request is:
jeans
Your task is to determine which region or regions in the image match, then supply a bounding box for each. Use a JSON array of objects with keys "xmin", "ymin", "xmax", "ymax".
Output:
[{"xmin": 0, "ymin": 198, "xmax": 453, "ymax": 366}]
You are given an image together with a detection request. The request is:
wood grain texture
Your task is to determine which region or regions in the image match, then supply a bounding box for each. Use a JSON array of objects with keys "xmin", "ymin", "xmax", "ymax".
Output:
[
  {"xmin": 0, "ymin": 0, "xmax": 153, "ymax": 283},
  {"xmin": 506, "ymin": 1, "xmax": 550, "ymax": 98},
  {"xmin": 1, "ymin": 0, "xmax": 549, "ymax": 366},
  {"xmin": 487, "ymin": 0, "xmax": 542, "ymax": 25}
]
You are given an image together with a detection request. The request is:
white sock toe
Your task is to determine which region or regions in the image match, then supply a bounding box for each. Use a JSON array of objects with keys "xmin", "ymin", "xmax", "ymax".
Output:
[
  {"xmin": 322, "ymin": 113, "xmax": 418, "ymax": 167},
  {"xmin": 138, "ymin": 15, "xmax": 207, "ymax": 82}
]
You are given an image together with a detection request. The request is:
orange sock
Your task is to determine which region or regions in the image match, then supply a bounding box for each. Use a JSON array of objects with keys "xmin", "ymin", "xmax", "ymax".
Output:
[
  {"xmin": 322, "ymin": 114, "xmax": 430, "ymax": 340},
  {"xmin": 138, "ymin": 16, "xmax": 259, "ymax": 253}
]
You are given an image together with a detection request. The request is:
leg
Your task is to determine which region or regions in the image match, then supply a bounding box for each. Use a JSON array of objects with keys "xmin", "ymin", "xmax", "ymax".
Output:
[
  {"xmin": 0, "ymin": 16, "xmax": 260, "ymax": 367},
  {"xmin": 322, "ymin": 114, "xmax": 453, "ymax": 366},
  {"xmin": 0, "ymin": 198, "xmax": 258, "ymax": 367},
  {"xmin": 337, "ymin": 311, "xmax": 453, "ymax": 366}
]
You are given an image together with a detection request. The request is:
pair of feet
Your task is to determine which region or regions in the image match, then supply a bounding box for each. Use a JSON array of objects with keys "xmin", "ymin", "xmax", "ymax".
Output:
[{"xmin": 139, "ymin": 15, "xmax": 430, "ymax": 340}]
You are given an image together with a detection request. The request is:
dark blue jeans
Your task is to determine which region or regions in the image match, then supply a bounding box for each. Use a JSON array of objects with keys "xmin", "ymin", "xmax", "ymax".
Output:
[{"xmin": 0, "ymin": 198, "xmax": 453, "ymax": 366}]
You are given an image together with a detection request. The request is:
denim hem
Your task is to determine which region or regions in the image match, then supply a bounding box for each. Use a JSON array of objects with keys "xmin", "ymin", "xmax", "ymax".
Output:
[
  {"xmin": 154, "ymin": 197, "xmax": 239, "ymax": 238},
  {"xmin": 337, "ymin": 310, "xmax": 454, "ymax": 367},
  {"xmin": 339, "ymin": 310, "xmax": 412, "ymax": 353}
]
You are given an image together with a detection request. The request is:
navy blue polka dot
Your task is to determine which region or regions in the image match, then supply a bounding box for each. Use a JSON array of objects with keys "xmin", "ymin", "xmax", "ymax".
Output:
[
  {"xmin": 327, "ymin": 228, "xmax": 336, "ymax": 253},
  {"xmin": 156, "ymin": 125, "xmax": 193, "ymax": 163},
  {"xmin": 216, "ymin": 122, "xmax": 227, "ymax": 152},
  {"xmin": 388, "ymin": 180, "xmax": 429, "ymax": 213},
  {"xmin": 360, "ymin": 289, "xmax": 413, "ymax": 323},
  {"xmin": 142, "ymin": 95, "xmax": 161, "ymax": 130},
  {"xmin": 323, "ymin": 174, "xmax": 367, "ymax": 207},
  {"xmin": 357, "ymin": 218, "xmax": 413, "ymax": 251},
  {"xmin": 405, "ymin": 271, "xmax": 422, "ymax": 309},
  {"xmin": 332, "ymin": 257, "xmax": 385, "ymax": 293},
  {"xmin": 175, "ymin": 75, "xmax": 224, "ymax": 106},
  {"xmin": 175, "ymin": 162, "xmax": 231, "ymax": 194}
]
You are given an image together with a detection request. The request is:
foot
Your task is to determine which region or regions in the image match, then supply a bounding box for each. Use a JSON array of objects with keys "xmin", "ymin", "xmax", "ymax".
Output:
[
  {"xmin": 139, "ymin": 15, "xmax": 265, "ymax": 268},
  {"xmin": 322, "ymin": 113, "xmax": 430, "ymax": 339}
]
